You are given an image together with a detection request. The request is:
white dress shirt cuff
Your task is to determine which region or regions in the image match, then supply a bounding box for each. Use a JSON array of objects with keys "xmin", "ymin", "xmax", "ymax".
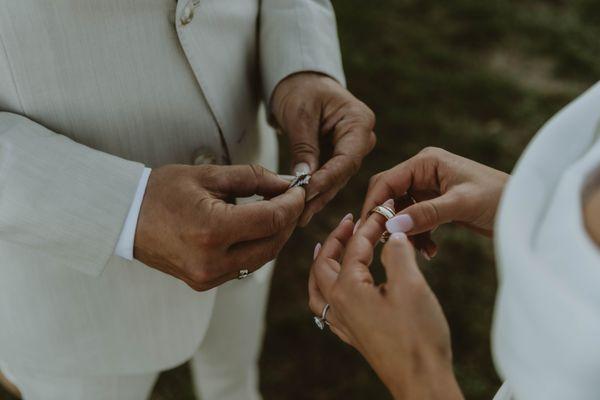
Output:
[{"xmin": 115, "ymin": 167, "xmax": 151, "ymax": 261}]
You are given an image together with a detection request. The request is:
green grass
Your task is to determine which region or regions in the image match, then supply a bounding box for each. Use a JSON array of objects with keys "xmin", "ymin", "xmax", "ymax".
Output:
[
  {"xmin": 253, "ymin": 1, "xmax": 597, "ymax": 399},
  {"xmin": 2, "ymin": 1, "xmax": 597, "ymax": 399}
]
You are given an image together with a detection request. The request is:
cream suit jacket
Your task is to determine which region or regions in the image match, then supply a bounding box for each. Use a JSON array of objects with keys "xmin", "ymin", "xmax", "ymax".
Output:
[{"xmin": 0, "ymin": 0, "xmax": 344, "ymax": 375}]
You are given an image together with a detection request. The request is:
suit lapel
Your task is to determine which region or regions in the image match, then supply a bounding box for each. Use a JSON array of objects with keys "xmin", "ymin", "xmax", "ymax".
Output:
[{"xmin": 175, "ymin": 0, "xmax": 261, "ymax": 161}]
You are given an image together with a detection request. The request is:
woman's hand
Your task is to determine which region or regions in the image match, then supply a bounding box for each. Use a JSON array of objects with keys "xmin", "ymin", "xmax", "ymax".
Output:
[
  {"xmin": 361, "ymin": 147, "xmax": 509, "ymax": 238},
  {"xmin": 308, "ymin": 211, "xmax": 463, "ymax": 400}
]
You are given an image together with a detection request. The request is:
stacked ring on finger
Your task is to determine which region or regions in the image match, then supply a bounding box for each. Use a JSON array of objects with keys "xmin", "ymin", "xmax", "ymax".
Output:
[
  {"xmin": 314, "ymin": 303, "xmax": 330, "ymax": 330},
  {"xmin": 368, "ymin": 204, "xmax": 396, "ymax": 243}
]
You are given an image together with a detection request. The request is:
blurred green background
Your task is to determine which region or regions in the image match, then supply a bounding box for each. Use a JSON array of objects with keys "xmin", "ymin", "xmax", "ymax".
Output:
[{"xmin": 2, "ymin": 0, "xmax": 599, "ymax": 399}]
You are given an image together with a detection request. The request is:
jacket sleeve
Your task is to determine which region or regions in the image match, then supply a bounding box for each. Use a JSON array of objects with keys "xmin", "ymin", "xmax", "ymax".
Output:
[
  {"xmin": 0, "ymin": 112, "xmax": 145, "ymax": 276},
  {"xmin": 260, "ymin": 0, "xmax": 347, "ymax": 104}
]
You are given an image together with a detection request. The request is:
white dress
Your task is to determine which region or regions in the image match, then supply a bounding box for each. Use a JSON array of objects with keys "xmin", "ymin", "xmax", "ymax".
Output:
[{"xmin": 492, "ymin": 81, "xmax": 600, "ymax": 399}]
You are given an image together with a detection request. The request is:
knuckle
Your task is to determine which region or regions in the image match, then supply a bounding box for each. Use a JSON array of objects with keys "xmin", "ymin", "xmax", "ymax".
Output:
[
  {"xmin": 419, "ymin": 146, "xmax": 445, "ymax": 160},
  {"xmin": 249, "ymin": 163, "xmax": 266, "ymax": 181},
  {"xmin": 270, "ymin": 207, "xmax": 289, "ymax": 232},
  {"xmin": 194, "ymin": 227, "xmax": 220, "ymax": 248},
  {"xmin": 330, "ymin": 285, "xmax": 347, "ymax": 307},
  {"xmin": 187, "ymin": 268, "xmax": 212, "ymax": 290},
  {"xmin": 296, "ymin": 103, "xmax": 314, "ymax": 124},
  {"xmin": 418, "ymin": 202, "xmax": 441, "ymax": 228},
  {"xmin": 364, "ymin": 105, "xmax": 376, "ymax": 127},
  {"xmin": 189, "ymin": 282, "xmax": 212, "ymax": 292},
  {"xmin": 368, "ymin": 173, "xmax": 381, "ymax": 188},
  {"xmin": 308, "ymin": 298, "xmax": 320, "ymax": 314},
  {"xmin": 291, "ymin": 140, "xmax": 319, "ymax": 157},
  {"xmin": 407, "ymin": 277, "xmax": 429, "ymax": 298},
  {"xmin": 368, "ymin": 131, "xmax": 377, "ymax": 152}
]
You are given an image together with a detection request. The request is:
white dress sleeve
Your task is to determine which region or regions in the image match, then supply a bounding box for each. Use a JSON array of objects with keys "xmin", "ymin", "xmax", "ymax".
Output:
[{"xmin": 492, "ymin": 82, "xmax": 600, "ymax": 400}]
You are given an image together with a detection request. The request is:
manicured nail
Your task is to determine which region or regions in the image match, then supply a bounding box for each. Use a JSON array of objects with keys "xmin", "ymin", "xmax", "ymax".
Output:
[
  {"xmin": 383, "ymin": 198, "xmax": 395, "ymax": 211},
  {"xmin": 386, "ymin": 214, "xmax": 414, "ymax": 233},
  {"xmin": 313, "ymin": 243, "xmax": 322, "ymax": 260},
  {"xmin": 341, "ymin": 213, "xmax": 353, "ymax": 225},
  {"xmin": 390, "ymin": 232, "xmax": 407, "ymax": 241},
  {"xmin": 420, "ymin": 249, "xmax": 432, "ymax": 261},
  {"xmin": 293, "ymin": 162, "xmax": 311, "ymax": 176},
  {"xmin": 278, "ymin": 174, "xmax": 296, "ymax": 182},
  {"xmin": 353, "ymin": 219, "xmax": 362, "ymax": 234}
]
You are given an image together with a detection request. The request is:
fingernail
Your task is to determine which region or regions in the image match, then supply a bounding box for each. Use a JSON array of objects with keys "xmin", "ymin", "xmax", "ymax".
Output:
[
  {"xmin": 353, "ymin": 219, "xmax": 362, "ymax": 234},
  {"xmin": 340, "ymin": 213, "xmax": 353, "ymax": 225},
  {"xmin": 278, "ymin": 174, "xmax": 296, "ymax": 182},
  {"xmin": 313, "ymin": 243, "xmax": 322, "ymax": 260},
  {"xmin": 383, "ymin": 198, "xmax": 395, "ymax": 211},
  {"xmin": 390, "ymin": 232, "xmax": 407, "ymax": 241},
  {"xmin": 293, "ymin": 162, "xmax": 311, "ymax": 176},
  {"xmin": 386, "ymin": 214, "xmax": 414, "ymax": 233},
  {"xmin": 420, "ymin": 249, "xmax": 432, "ymax": 261}
]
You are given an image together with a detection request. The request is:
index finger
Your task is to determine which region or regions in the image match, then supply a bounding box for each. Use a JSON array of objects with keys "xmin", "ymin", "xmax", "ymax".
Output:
[
  {"xmin": 306, "ymin": 126, "xmax": 376, "ymax": 202},
  {"xmin": 338, "ymin": 208, "xmax": 387, "ymax": 282},
  {"xmin": 203, "ymin": 164, "xmax": 290, "ymax": 199},
  {"xmin": 221, "ymin": 186, "xmax": 306, "ymax": 243},
  {"xmin": 360, "ymin": 161, "xmax": 416, "ymax": 221}
]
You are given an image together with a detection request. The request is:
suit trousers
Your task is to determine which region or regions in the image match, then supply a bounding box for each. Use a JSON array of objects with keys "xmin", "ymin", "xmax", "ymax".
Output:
[{"xmin": 1, "ymin": 262, "xmax": 274, "ymax": 400}]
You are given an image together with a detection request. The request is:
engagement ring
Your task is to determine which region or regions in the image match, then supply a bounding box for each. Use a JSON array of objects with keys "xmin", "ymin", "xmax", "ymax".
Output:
[{"xmin": 314, "ymin": 303, "xmax": 330, "ymax": 330}]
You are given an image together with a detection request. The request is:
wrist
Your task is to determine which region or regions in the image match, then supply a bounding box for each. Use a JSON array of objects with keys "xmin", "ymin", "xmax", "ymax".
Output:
[
  {"xmin": 388, "ymin": 366, "xmax": 462, "ymax": 400},
  {"xmin": 372, "ymin": 352, "xmax": 461, "ymax": 400}
]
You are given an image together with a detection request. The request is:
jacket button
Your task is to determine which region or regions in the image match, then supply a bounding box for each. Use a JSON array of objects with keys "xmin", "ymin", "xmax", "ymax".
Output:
[
  {"xmin": 192, "ymin": 149, "xmax": 217, "ymax": 166},
  {"xmin": 180, "ymin": 1, "xmax": 199, "ymax": 25}
]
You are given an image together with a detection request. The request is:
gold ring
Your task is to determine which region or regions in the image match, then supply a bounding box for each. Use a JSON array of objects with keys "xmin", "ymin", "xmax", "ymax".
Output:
[
  {"xmin": 368, "ymin": 205, "xmax": 395, "ymax": 220},
  {"xmin": 368, "ymin": 205, "xmax": 396, "ymax": 243}
]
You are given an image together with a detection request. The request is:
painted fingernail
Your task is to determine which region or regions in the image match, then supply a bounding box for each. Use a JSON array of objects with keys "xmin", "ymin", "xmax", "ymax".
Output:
[
  {"xmin": 313, "ymin": 243, "xmax": 322, "ymax": 260},
  {"xmin": 420, "ymin": 249, "xmax": 432, "ymax": 261},
  {"xmin": 390, "ymin": 232, "xmax": 407, "ymax": 241},
  {"xmin": 340, "ymin": 213, "xmax": 353, "ymax": 225},
  {"xmin": 278, "ymin": 174, "xmax": 296, "ymax": 182},
  {"xmin": 293, "ymin": 162, "xmax": 311, "ymax": 176},
  {"xmin": 383, "ymin": 198, "xmax": 395, "ymax": 211},
  {"xmin": 353, "ymin": 219, "xmax": 362, "ymax": 234},
  {"xmin": 386, "ymin": 214, "xmax": 414, "ymax": 233}
]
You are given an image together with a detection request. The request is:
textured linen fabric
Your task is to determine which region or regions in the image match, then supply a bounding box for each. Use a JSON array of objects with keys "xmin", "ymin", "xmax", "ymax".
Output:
[
  {"xmin": 0, "ymin": 0, "xmax": 345, "ymax": 380},
  {"xmin": 493, "ymin": 82, "xmax": 600, "ymax": 399},
  {"xmin": 0, "ymin": 367, "xmax": 159, "ymax": 400}
]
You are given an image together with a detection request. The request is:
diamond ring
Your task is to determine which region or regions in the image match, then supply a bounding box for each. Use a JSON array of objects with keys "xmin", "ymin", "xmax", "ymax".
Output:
[{"xmin": 314, "ymin": 303, "xmax": 330, "ymax": 330}]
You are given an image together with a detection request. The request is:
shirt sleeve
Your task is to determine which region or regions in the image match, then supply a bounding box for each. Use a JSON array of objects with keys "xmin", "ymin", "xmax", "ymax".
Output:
[{"xmin": 114, "ymin": 167, "xmax": 151, "ymax": 261}]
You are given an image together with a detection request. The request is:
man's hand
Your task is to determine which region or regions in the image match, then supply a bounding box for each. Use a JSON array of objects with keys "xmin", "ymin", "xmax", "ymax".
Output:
[
  {"xmin": 271, "ymin": 72, "xmax": 376, "ymax": 226},
  {"xmin": 134, "ymin": 164, "xmax": 305, "ymax": 291},
  {"xmin": 308, "ymin": 211, "xmax": 463, "ymax": 400}
]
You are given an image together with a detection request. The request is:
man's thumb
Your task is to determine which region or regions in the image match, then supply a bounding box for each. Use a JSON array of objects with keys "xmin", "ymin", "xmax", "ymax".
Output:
[{"xmin": 288, "ymin": 124, "xmax": 320, "ymax": 176}]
